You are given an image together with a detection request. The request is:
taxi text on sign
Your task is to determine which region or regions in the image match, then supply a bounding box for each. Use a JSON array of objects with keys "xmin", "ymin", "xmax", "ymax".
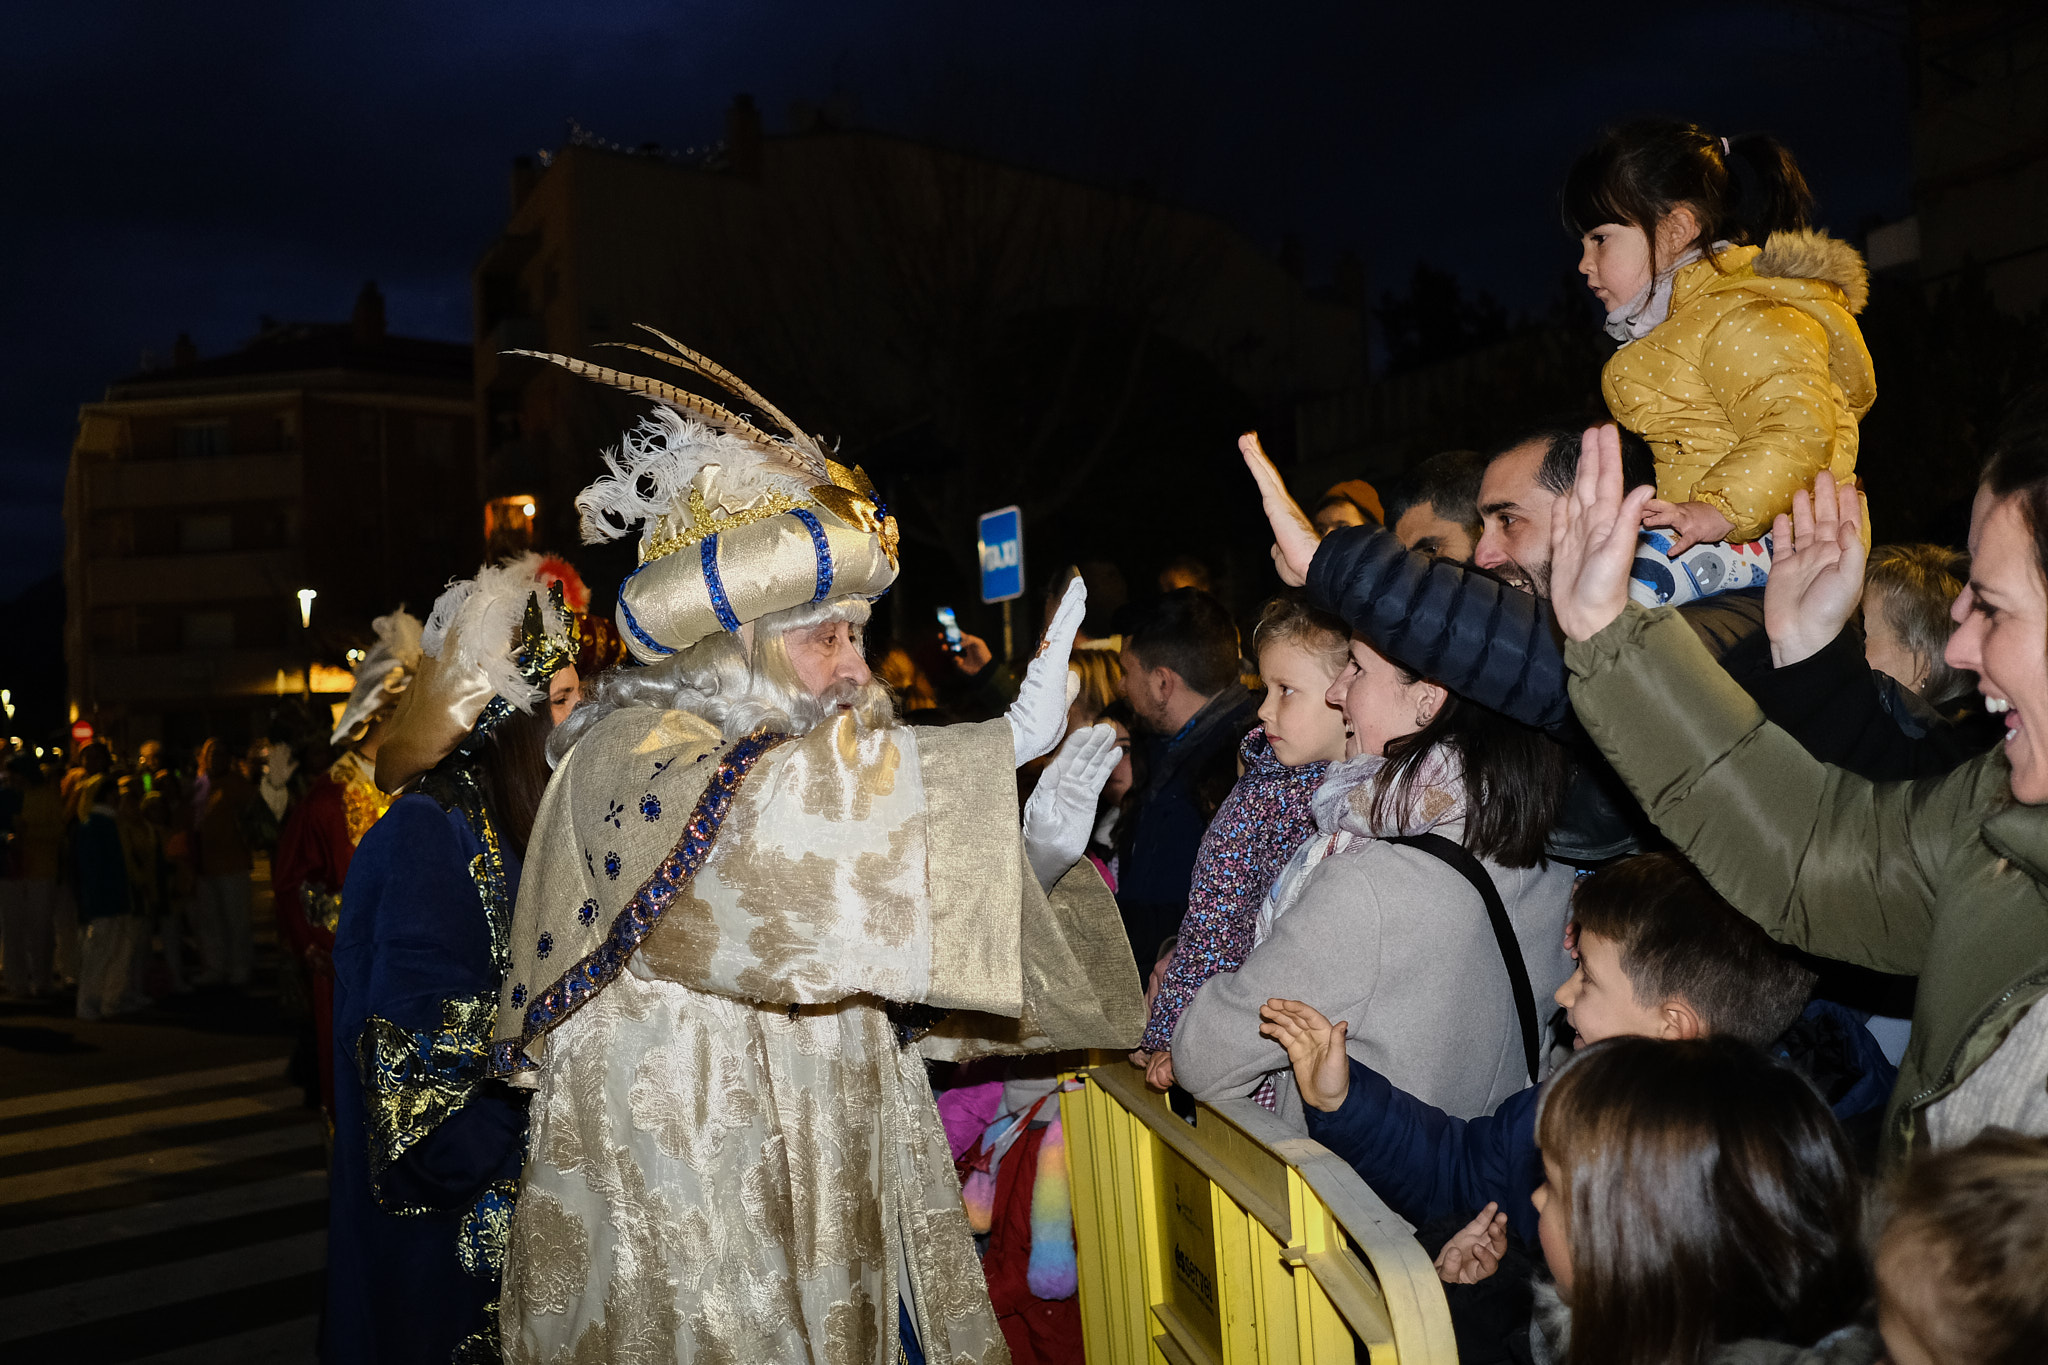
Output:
[{"xmin": 977, "ymin": 505, "xmax": 1024, "ymax": 605}]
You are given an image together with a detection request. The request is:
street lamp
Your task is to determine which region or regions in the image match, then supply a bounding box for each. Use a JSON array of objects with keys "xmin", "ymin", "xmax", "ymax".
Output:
[
  {"xmin": 297, "ymin": 588, "xmax": 318, "ymax": 630},
  {"xmin": 1, "ymin": 689, "xmax": 13, "ymax": 723}
]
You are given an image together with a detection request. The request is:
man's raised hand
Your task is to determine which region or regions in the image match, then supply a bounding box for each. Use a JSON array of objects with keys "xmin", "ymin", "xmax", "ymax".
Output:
[
  {"xmin": 1240, "ymin": 432, "xmax": 1320, "ymax": 588},
  {"xmin": 1548, "ymin": 425, "xmax": 1655, "ymax": 642},
  {"xmin": 1006, "ymin": 577, "xmax": 1086, "ymax": 766},
  {"xmin": 1765, "ymin": 472, "xmax": 1867, "ymax": 669},
  {"xmin": 1257, "ymin": 998, "xmax": 1351, "ymax": 1112}
]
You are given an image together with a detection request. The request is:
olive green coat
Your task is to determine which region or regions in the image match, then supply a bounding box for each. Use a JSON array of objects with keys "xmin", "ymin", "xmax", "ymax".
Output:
[{"xmin": 1567, "ymin": 605, "xmax": 2048, "ymax": 1166}]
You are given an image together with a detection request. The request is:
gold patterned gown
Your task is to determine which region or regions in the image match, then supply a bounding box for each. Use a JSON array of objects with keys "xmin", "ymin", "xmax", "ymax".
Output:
[{"xmin": 490, "ymin": 710, "xmax": 1143, "ymax": 1364}]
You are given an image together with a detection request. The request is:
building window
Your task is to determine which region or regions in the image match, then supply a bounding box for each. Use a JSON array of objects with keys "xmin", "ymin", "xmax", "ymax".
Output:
[
  {"xmin": 179, "ymin": 514, "xmax": 233, "ymax": 553},
  {"xmin": 182, "ymin": 611, "xmax": 235, "ymax": 651},
  {"xmin": 174, "ymin": 422, "xmax": 230, "ymax": 458},
  {"xmin": 485, "ymin": 494, "xmax": 538, "ymax": 558}
]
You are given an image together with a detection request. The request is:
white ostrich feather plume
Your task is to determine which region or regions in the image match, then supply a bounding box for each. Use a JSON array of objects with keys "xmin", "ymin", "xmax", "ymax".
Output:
[
  {"xmin": 369, "ymin": 608, "xmax": 424, "ymax": 671},
  {"xmin": 575, "ymin": 406, "xmax": 820, "ymax": 550},
  {"xmin": 420, "ymin": 553, "xmax": 565, "ymax": 710}
]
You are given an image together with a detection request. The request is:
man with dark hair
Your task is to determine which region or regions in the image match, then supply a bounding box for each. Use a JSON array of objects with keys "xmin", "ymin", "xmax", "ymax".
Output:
[
  {"xmin": 1115, "ymin": 588, "xmax": 1260, "ymax": 972},
  {"xmin": 1473, "ymin": 425, "xmax": 1657, "ymax": 597},
  {"xmin": 1383, "ymin": 449, "xmax": 1487, "ymax": 562}
]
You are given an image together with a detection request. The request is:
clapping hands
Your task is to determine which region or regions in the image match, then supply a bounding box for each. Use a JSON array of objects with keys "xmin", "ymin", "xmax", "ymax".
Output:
[{"xmin": 1764, "ymin": 472, "xmax": 1866, "ymax": 668}]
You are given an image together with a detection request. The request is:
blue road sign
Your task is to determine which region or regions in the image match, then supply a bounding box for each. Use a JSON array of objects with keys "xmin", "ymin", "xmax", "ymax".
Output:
[{"xmin": 977, "ymin": 505, "xmax": 1024, "ymax": 604}]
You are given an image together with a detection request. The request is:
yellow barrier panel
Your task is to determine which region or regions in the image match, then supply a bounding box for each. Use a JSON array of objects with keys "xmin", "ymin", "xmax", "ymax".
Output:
[{"xmin": 1062, "ymin": 1062, "xmax": 1459, "ymax": 1365}]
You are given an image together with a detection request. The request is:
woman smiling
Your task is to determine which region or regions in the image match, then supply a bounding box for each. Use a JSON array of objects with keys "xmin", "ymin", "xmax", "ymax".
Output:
[
  {"xmin": 1547, "ymin": 408, "xmax": 2048, "ymax": 1166},
  {"xmin": 1172, "ymin": 632, "xmax": 1575, "ymax": 1128}
]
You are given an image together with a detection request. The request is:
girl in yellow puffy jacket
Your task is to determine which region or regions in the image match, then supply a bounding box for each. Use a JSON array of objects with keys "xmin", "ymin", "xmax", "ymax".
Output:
[{"xmin": 1565, "ymin": 120, "xmax": 1876, "ymax": 561}]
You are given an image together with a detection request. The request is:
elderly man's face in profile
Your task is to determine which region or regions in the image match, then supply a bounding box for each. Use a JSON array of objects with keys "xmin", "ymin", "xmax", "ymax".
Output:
[{"xmin": 785, "ymin": 618, "xmax": 873, "ymax": 699}]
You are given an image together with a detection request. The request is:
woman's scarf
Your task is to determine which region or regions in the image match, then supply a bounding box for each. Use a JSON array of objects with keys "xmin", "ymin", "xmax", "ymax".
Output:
[{"xmin": 1252, "ymin": 745, "xmax": 1468, "ymax": 947}]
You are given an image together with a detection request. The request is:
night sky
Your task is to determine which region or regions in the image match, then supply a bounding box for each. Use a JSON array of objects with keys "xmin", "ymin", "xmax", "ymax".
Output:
[{"xmin": 2, "ymin": 1, "xmax": 1911, "ymax": 598}]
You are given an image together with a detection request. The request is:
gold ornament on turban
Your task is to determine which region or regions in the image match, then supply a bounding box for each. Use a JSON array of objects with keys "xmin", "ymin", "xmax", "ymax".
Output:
[{"xmin": 505, "ymin": 327, "xmax": 901, "ymax": 661}]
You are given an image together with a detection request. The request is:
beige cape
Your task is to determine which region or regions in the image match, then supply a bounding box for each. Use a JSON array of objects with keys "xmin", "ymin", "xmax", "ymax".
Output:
[{"xmin": 493, "ymin": 707, "xmax": 1142, "ymax": 1364}]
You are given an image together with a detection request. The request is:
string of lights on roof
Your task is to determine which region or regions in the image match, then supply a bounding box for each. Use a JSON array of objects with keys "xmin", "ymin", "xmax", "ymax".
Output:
[{"xmin": 534, "ymin": 120, "xmax": 726, "ymax": 170}]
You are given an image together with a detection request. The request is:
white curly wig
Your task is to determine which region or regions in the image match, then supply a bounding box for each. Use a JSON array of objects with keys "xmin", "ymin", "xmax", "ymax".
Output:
[{"xmin": 547, "ymin": 596, "xmax": 896, "ymax": 765}]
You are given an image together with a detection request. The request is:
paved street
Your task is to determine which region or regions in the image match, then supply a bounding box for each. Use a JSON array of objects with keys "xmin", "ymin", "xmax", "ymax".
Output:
[{"xmin": 0, "ymin": 872, "xmax": 327, "ymax": 1363}]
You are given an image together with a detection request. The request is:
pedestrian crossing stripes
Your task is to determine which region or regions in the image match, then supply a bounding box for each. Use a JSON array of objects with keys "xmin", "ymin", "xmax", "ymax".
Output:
[{"xmin": 0, "ymin": 1057, "xmax": 326, "ymax": 1362}]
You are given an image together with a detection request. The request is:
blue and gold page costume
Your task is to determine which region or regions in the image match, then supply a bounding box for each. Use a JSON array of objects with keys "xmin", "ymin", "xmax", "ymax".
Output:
[{"xmin": 325, "ymin": 765, "xmax": 526, "ymax": 1364}]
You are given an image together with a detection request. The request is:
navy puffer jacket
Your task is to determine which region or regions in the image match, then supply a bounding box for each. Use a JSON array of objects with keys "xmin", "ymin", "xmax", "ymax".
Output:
[
  {"xmin": 1305, "ymin": 525, "xmax": 1766, "ymax": 738},
  {"xmin": 1305, "ymin": 525, "xmax": 1766, "ymax": 863},
  {"xmin": 1306, "ymin": 525, "xmax": 1571, "ymax": 730}
]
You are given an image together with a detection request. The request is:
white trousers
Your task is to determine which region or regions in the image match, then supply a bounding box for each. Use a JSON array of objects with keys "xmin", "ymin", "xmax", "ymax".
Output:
[
  {"xmin": 191, "ymin": 873, "xmax": 253, "ymax": 985},
  {"xmin": 77, "ymin": 915, "xmax": 141, "ymax": 1019},
  {"xmin": 0, "ymin": 878, "xmax": 58, "ymax": 996}
]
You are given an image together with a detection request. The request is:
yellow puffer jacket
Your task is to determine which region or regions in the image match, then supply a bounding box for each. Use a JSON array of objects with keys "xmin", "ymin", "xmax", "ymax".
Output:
[{"xmin": 1601, "ymin": 229, "xmax": 1876, "ymax": 541}]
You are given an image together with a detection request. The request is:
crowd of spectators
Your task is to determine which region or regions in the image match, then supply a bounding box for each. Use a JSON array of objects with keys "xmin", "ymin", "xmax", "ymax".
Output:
[
  {"xmin": 0, "ymin": 710, "xmax": 337, "ymax": 1093},
  {"xmin": 10, "ymin": 114, "xmax": 2048, "ymax": 1364}
]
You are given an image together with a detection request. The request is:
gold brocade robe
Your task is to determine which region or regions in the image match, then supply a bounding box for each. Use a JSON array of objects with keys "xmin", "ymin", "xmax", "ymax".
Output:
[{"xmin": 491, "ymin": 708, "xmax": 1143, "ymax": 1365}]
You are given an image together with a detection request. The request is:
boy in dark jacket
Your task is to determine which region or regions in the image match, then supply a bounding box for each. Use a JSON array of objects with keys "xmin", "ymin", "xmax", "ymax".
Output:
[{"xmin": 1258, "ymin": 853, "xmax": 1896, "ymax": 1251}]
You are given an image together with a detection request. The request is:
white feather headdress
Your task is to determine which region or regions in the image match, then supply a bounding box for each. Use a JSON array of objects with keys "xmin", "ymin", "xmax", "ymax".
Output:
[
  {"xmin": 575, "ymin": 406, "xmax": 820, "ymax": 557},
  {"xmin": 506, "ymin": 329, "xmax": 899, "ymax": 659},
  {"xmin": 421, "ymin": 553, "xmax": 569, "ymax": 710},
  {"xmin": 507, "ymin": 323, "xmax": 832, "ymax": 557}
]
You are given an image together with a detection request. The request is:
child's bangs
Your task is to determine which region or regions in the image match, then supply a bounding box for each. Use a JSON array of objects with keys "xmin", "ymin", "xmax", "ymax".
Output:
[{"xmin": 1561, "ymin": 147, "xmax": 1640, "ymax": 238}]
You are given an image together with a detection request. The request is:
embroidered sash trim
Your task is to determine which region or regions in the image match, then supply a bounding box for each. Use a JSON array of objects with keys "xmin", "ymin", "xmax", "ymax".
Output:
[{"xmin": 488, "ymin": 726, "xmax": 789, "ymax": 1075}]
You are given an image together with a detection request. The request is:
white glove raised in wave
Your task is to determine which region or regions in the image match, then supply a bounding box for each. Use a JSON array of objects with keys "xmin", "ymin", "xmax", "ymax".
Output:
[
  {"xmin": 1006, "ymin": 577, "xmax": 1088, "ymax": 767},
  {"xmin": 1021, "ymin": 724, "xmax": 1121, "ymax": 891}
]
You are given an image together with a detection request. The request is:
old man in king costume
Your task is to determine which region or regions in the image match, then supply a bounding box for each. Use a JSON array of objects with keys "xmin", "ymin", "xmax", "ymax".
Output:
[{"xmin": 489, "ymin": 332, "xmax": 1144, "ymax": 1364}]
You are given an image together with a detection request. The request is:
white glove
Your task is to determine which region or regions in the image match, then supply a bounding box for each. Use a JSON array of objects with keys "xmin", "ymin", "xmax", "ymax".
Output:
[
  {"xmin": 1006, "ymin": 577, "xmax": 1088, "ymax": 767},
  {"xmin": 1022, "ymin": 724, "xmax": 1121, "ymax": 891}
]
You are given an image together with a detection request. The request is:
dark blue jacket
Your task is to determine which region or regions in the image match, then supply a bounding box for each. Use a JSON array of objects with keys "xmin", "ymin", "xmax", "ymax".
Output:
[
  {"xmin": 324, "ymin": 782, "xmax": 527, "ymax": 1364},
  {"xmin": 1306, "ymin": 524, "xmax": 1769, "ymax": 735},
  {"xmin": 1303, "ymin": 1000, "xmax": 1898, "ymax": 1246},
  {"xmin": 1115, "ymin": 683, "xmax": 1260, "ymax": 969},
  {"xmin": 1305, "ymin": 524, "xmax": 1765, "ymax": 863}
]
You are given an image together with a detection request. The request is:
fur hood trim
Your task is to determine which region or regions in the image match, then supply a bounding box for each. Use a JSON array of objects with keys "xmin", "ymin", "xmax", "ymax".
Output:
[{"xmin": 1752, "ymin": 230, "xmax": 1870, "ymax": 315}]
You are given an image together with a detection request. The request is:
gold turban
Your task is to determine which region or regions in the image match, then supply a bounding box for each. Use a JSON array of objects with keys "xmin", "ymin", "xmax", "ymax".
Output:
[{"xmin": 505, "ymin": 328, "xmax": 901, "ymax": 660}]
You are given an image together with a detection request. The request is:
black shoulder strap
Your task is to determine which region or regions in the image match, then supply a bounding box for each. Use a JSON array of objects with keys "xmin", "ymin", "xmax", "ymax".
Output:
[{"xmin": 1384, "ymin": 832, "xmax": 1540, "ymax": 1084}]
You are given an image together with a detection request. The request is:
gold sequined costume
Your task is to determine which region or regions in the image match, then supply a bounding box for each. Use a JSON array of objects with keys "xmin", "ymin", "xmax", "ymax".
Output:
[{"xmin": 490, "ymin": 337, "xmax": 1144, "ymax": 1364}]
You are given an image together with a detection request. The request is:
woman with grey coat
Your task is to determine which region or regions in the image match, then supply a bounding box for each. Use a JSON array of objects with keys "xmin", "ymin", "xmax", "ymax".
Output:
[{"xmin": 1173, "ymin": 633, "xmax": 1575, "ymax": 1129}]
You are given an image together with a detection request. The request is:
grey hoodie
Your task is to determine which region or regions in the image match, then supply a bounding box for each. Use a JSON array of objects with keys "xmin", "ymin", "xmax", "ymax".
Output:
[{"xmin": 1173, "ymin": 753, "xmax": 1575, "ymax": 1130}]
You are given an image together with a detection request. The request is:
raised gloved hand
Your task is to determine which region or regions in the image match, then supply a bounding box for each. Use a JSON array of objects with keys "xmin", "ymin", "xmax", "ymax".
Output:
[
  {"xmin": 1021, "ymin": 723, "xmax": 1121, "ymax": 891},
  {"xmin": 1006, "ymin": 577, "xmax": 1088, "ymax": 767}
]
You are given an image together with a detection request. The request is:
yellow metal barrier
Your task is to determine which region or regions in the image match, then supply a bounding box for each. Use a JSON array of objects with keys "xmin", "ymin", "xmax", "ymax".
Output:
[{"xmin": 1061, "ymin": 1062, "xmax": 1458, "ymax": 1365}]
